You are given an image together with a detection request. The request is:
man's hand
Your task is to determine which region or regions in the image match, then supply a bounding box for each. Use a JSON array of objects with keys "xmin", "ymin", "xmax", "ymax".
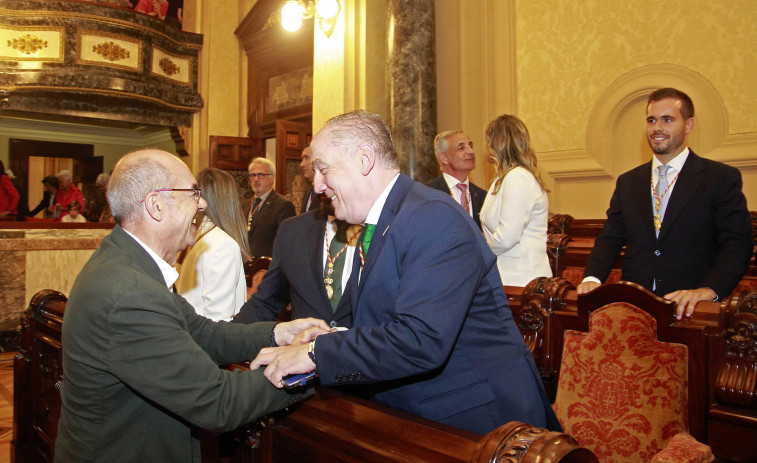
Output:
[
  {"xmin": 663, "ymin": 287, "xmax": 717, "ymax": 320},
  {"xmin": 577, "ymin": 281, "xmax": 601, "ymax": 294},
  {"xmin": 292, "ymin": 326, "xmax": 331, "ymax": 345},
  {"xmin": 250, "ymin": 343, "xmax": 314, "ymax": 388},
  {"xmin": 273, "ymin": 318, "xmax": 330, "ymax": 346}
]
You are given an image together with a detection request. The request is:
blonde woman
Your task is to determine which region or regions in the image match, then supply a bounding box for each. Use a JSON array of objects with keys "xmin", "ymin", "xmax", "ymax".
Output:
[
  {"xmin": 479, "ymin": 114, "xmax": 552, "ymax": 286},
  {"xmin": 176, "ymin": 168, "xmax": 251, "ymax": 321}
]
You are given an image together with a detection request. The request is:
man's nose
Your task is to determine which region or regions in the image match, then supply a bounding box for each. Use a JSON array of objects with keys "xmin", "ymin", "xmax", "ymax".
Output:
[{"xmin": 313, "ymin": 173, "xmax": 327, "ymax": 193}]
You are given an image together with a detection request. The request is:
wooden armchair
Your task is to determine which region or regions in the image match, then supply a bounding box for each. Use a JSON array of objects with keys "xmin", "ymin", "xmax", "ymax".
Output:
[
  {"xmin": 553, "ymin": 301, "xmax": 713, "ymax": 463},
  {"xmin": 244, "ymin": 256, "xmax": 272, "ymax": 296}
]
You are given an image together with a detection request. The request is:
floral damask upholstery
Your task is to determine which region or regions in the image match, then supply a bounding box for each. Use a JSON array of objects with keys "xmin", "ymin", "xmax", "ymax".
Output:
[{"xmin": 553, "ymin": 302, "xmax": 713, "ymax": 463}]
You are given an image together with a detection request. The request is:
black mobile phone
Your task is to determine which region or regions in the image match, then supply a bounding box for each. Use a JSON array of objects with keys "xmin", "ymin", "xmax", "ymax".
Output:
[{"xmin": 282, "ymin": 370, "xmax": 318, "ymax": 388}]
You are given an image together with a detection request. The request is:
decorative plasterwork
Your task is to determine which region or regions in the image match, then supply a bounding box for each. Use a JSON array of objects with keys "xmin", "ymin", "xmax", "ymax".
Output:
[
  {"xmin": 0, "ymin": 26, "xmax": 63, "ymax": 62},
  {"xmin": 151, "ymin": 46, "xmax": 191, "ymax": 85},
  {"xmin": 77, "ymin": 29, "xmax": 141, "ymax": 72},
  {"xmin": 541, "ymin": 64, "xmax": 757, "ymax": 182}
]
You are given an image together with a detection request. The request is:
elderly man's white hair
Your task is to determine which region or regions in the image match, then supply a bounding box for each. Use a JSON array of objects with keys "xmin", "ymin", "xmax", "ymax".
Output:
[{"xmin": 57, "ymin": 169, "xmax": 72, "ymax": 180}]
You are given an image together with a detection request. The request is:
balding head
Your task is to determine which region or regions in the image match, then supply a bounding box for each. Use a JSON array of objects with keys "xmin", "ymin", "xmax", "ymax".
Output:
[{"xmin": 108, "ymin": 149, "xmax": 185, "ymax": 226}]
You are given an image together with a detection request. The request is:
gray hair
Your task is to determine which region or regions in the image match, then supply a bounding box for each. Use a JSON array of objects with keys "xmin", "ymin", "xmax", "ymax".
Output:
[
  {"xmin": 96, "ymin": 173, "xmax": 110, "ymax": 187},
  {"xmin": 108, "ymin": 151, "xmax": 175, "ymax": 226},
  {"xmin": 248, "ymin": 157, "xmax": 276, "ymax": 177},
  {"xmin": 433, "ymin": 130, "xmax": 464, "ymax": 165},
  {"xmin": 321, "ymin": 110, "xmax": 399, "ymax": 169},
  {"xmin": 57, "ymin": 169, "xmax": 72, "ymax": 181}
]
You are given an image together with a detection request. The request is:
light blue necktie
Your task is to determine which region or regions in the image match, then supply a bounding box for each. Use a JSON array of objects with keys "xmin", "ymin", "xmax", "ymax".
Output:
[{"xmin": 654, "ymin": 165, "xmax": 672, "ymax": 237}]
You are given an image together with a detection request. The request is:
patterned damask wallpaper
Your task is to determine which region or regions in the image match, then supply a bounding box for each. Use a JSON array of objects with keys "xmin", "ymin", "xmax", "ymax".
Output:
[{"xmin": 517, "ymin": 0, "xmax": 757, "ymax": 153}]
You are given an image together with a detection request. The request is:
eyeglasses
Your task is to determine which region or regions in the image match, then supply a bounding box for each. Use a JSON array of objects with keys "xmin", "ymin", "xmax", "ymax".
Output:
[
  {"xmin": 140, "ymin": 188, "xmax": 202, "ymax": 203},
  {"xmin": 248, "ymin": 173, "xmax": 273, "ymax": 179}
]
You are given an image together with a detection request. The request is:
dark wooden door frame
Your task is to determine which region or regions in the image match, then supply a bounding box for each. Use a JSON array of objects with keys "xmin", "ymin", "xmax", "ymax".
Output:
[{"xmin": 8, "ymin": 138, "xmax": 99, "ymax": 198}]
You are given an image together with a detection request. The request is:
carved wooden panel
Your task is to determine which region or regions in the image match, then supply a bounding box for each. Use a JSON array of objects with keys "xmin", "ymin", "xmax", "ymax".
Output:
[
  {"xmin": 275, "ymin": 119, "xmax": 311, "ymax": 196},
  {"xmin": 209, "ymin": 135, "xmax": 259, "ymax": 171},
  {"xmin": 235, "ymin": 0, "xmax": 313, "ymax": 138}
]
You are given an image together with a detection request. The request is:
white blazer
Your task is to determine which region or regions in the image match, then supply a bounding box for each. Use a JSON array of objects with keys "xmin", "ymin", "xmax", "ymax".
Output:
[
  {"xmin": 175, "ymin": 218, "xmax": 246, "ymax": 321},
  {"xmin": 480, "ymin": 166, "xmax": 552, "ymax": 286}
]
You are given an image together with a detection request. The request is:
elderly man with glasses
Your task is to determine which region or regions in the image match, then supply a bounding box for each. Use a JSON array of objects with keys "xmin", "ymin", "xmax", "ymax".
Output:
[
  {"xmin": 55, "ymin": 149, "xmax": 326, "ymax": 462},
  {"xmin": 246, "ymin": 157, "xmax": 296, "ymax": 258}
]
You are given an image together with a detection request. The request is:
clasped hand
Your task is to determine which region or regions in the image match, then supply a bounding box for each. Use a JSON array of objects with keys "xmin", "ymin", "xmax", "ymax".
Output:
[{"xmin": 253, "ymin": 324, "xmax": 333, "ymax": 388}]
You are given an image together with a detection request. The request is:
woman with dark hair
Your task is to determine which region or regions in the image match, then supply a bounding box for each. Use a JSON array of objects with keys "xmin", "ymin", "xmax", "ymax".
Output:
[
  {"xmin": 479, "ymin": 114, "xmax": 552, "ymax": 286},
  {"xmin": 0, "ymin": 160, "xmax": 20, "ymax": 219},
  {"xmin": 175, "ymin": 167, "xmax": 251, "ymax": 321},
  {"xmin": 29, "ymin": 175, "xmax": 60, "ymax": 218}
]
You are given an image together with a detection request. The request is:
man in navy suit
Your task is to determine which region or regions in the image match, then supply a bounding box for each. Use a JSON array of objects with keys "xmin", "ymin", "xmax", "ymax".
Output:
[
  {"xmin": 578, "ymin": 88, "xmax": 752, "ymax": 319},
  {"xmin": 234, "ymin": 195, "xmax": 359, "ymax": 328},
  {"xmin": 251, "ymin": 110, "xmax": 560, "ymax": 435},
  {"xmin": 426, "ymin": 130, "xmax": 486, "ymax": 229},
  {"xmin": 246, "ymin": 158, "xmax": 296, "ymax": 257}
]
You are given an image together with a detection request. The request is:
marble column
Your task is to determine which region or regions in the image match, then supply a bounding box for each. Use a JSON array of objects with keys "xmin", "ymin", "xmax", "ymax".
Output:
[{"xmin": 386, "ymin": 0, "xmax": 437, "ymax": 183}]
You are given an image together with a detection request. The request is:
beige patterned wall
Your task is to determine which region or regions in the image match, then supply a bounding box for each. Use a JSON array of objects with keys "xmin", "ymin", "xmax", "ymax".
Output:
[{"xmin": 517, "ymin": 0, "xmax": 757, "ymax": 152}]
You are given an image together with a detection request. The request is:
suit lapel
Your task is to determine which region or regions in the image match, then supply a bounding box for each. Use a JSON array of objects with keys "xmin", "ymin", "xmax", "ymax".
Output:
[
  {"xmin": 351, "ymin": 175, "xmax": 413, "ymax": 315},
  {"xmin": 309, "ymin": 214, "xmax": 334, "ymax": 318},
  {"xmin": 658, "ymin": 152, "xmax": 703, "ymax": 241},
  {"xmin": 630, "ymin": 161, "xmax": 656, "ymax": 241}
]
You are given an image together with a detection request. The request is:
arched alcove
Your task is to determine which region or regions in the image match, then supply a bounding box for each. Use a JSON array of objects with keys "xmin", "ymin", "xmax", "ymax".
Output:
[{"xmin": 587, "ymin": 64, "xmax": 728, "ymax": 176}]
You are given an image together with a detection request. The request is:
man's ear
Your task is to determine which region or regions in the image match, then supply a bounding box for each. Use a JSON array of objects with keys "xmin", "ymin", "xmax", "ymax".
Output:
[
  {"xmin": 358, "ymin": 144, "xmax": 376, "ymax": 176},
  {"xmin": 143, "ymin": 193, "xmax": 163, "ymax": 222},
  {"xmin": 684, "ymin": 117, "xmax": 695, "ymax": 134}
]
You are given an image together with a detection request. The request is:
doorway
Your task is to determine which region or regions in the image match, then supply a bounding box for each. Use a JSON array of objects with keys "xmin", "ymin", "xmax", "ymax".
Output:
[{"xmin": 8, "ymin": 139, "xmax": 102, "ymax": 217}]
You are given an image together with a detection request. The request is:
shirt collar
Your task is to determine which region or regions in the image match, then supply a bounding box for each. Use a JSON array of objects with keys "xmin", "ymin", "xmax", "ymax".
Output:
[
  {"xmin": 364, "ymin": 173, "xmax": 400, "ymax": 226},
  {"xmin": 123, "ymin": 229, "xmax": 179, "ymax": 288},
  {"xmin": 442, "ymin": 172, "xmax": 469, "ymax": 190},
  {"xmin": 652, "ymin": 147, "xmax": 689, "ymax": 173},
  {"xmin": 255, "ymin": 190, "xmax": 272, "ymax": 202}
]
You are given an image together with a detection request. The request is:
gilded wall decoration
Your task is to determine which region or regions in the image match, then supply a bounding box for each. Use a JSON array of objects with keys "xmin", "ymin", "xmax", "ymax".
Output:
[
  {"xmin": 77, "ymin": 29, "xmax": 141, "ymax": 71},
  {"xmin": 92, "ymin": 41, "xmax": 129, "ymax": 62},
  {"xmin": 159, "ymin": 57, "xmax": 180, "ymax": 76},
  {"xmin": 0, "ymin": 26, "xmax": 63, "ymax": 61},
  {"xmin": 151, "ymin": 46, "xmax": 191, "ymax": 85},
  {"xmin": 7, "ymin": 34, "xmax": 47, "ymax": 54}
]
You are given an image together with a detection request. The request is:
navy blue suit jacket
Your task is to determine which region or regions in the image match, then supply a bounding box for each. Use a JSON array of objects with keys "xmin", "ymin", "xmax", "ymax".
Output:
[
  {"xmin": 312, "ymin": 174, "xmax": 560, "ymax": 435},
  {"xmin": 235, "ymin": 209, "xmax": 352, "ymax": 328},
  {"xmin": 584, "ymin": 151, "xmax": 752, "ymax": 299}
]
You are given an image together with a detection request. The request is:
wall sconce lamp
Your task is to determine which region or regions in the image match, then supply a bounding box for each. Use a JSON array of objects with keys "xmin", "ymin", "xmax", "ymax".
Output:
[{"xmin": 281, "ymin": 0, "xmax": 341, "ymax": 38}]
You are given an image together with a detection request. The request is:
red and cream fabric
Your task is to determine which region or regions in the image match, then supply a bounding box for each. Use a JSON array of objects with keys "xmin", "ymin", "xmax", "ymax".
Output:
[{"xmin": 554, "ymin": 302, "xmax": 713, "ymax": 463}]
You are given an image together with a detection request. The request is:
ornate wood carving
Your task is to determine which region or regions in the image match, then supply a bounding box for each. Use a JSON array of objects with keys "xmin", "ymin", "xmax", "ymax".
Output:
[
  {"xmin": 472, "ymin": 421, "xmax": 597, "ymax": 463},
  {"xmin": 13, "ymin": 288, "xmax": 67, "ymax": 462},
  {"xmin": 714, "ymin": 312, "xmax": 757, "ymax": 409},
  {"xmin": 547, "ymin": 214, "xmax": 574, "ymax": 235},
  {"xmin": 736, "ymin": 289, "xmax": 757, "ymax": 315}
]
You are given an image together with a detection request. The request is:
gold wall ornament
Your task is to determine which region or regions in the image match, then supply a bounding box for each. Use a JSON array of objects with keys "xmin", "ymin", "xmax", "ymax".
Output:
[
  {"xmin": 7, "ymin": 34, "xmax": 48, "ymax": 55},
  {"xmin": 92, "ymin": 41, "xmax": 130, "ymax": 62},
  {"xmin": 159, "ymin": 57, "xmax": 180, "ymax": 76}
]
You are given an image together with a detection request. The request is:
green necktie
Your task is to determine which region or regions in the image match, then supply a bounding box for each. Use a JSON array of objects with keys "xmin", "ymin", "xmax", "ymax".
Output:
[
  {"xmin": 324, "ymin": 222, "xmax": 348, "ymax": 311},
  {"xmin": 361, "ymin": 223, "xmax": 376, "ymax": 255}
]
